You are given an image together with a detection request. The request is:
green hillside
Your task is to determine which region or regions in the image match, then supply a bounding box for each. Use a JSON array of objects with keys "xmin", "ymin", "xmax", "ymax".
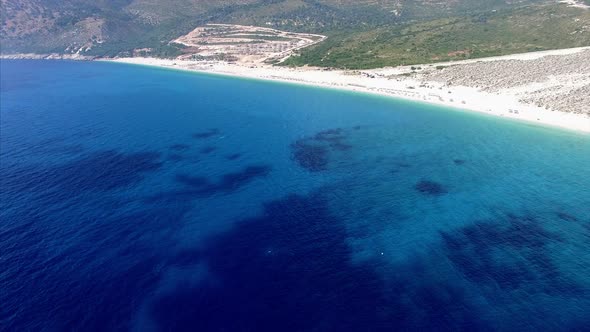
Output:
[
  {"xmin": 1, "ymin": 0, "xmax": 589, "ymax": 67},
  {"xmin": 282, "ymin": 3, "xmax": 590, "ymax": 68}
]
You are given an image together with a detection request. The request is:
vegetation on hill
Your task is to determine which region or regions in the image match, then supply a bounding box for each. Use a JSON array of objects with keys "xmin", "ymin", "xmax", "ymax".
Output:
[
  {"xmin": 1, "ymin": 0, "xmax": 589, "ymax": 67},
  {"xmin": 282, "ymin": 4, "xmax": 590, "ymax": 69}
]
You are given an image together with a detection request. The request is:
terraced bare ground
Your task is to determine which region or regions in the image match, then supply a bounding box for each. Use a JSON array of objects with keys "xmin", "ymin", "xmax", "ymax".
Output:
[{"xmin": 173, "ymin": 24, "xmax": 326, "ymax": 64}]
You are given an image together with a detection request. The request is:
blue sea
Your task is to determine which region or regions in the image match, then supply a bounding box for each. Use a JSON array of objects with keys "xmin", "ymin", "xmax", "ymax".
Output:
[{"xmin": 1, "ymin": 59, "xmax": 589, "ymax": 331}]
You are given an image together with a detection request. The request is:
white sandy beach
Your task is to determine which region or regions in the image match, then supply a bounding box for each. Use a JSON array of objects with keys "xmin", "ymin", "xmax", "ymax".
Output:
[{"xmin": 107, "ymin": 48, "xmax": 590, "ymax": 133}]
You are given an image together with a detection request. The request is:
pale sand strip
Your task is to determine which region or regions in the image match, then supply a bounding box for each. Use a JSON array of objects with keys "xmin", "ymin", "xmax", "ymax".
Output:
[{"xmin": 106, "ymin": 50, "xmax": 590, "ymax": 134}]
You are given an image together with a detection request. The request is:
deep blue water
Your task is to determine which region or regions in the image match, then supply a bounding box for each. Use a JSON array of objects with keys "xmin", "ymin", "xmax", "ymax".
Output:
[{"xmin": 1, "ymin": 59, "xmax": 590, "ymax": 331}]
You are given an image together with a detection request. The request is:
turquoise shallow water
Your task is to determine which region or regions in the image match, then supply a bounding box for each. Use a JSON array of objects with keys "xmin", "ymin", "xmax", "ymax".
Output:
[{"xmin": 1, "ymin": 59, "xmax": 590, "ymax": 331}]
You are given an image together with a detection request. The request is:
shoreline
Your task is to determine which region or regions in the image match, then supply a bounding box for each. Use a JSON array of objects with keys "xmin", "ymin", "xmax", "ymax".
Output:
[
  {"xmin": 0, "ymin": 53, "xmax": 94, "ymax": 60},
  {"xmin": 2, "ymin": 49, "xmax": 589, "ymax": 133},
  {"xmin": 105, "ymin": 51, "xmax": 590, "ymax": 134}
]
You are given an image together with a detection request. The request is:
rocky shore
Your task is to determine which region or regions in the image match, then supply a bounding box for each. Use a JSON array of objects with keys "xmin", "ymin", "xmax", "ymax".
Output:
[{"xmin": 418, "ymin": 49, "xmax": 590, "ymax": 116}]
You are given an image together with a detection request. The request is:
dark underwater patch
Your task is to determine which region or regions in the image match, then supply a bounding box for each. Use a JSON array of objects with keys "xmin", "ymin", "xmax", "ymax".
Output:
[
  {"xmin": 200, "ymin": 146, "xmax": 217, "ymax": 154},
  {"xmin": 192, "ymin": 129, "xmax": 220, "ymax": 139},
  {"xmin": 215, "ymin": 165, "xmax": 271, "ymax": 192},
  {"xmin": 441, "ymin": 214, "xmax": 580, "ymax": 295},
  {"xmin": 453, "ymin": 159, "xmax": 466, "ymax": 165},
  {"xmin": 291, "ymin": 141, "xmax": 329, "ymax": 172},
  {"xmin": 147, "ymin": 165, "xmax": 271, "ymax": 202},
  {"xmin": 175, "ymin": 174, "xmax": 209, "ymax": 188},
  {"xmin": 314, "ymin": 128, "xmax": 345, "ymax": 142},
  {"xmin": 557, "ymin": 212, "xmax": 578, "ymax": 222},
  {"xmin": 2, "ymin": 150, "xmax": 162, "ymax": 199},
  {"xmin": 169, "ymin": 144, "xmax": 190, "ymax": 152},
  {"xmin": 290, "ymin": 127, "xmax": 355, "ymax": 172},
  {"xmin": 167, "ymin": 154, "xmax": 184, "ymax": 162},
  {"xmin": 55, "ymin": 150, "xmax": 162, "ymax": 192},
  {"xmin": 150, "ymin": 193, "xmax": 365, "ymax": 331},
  {"xmin": 329, "ymin": 142, "xmax": 353, "ymax": 151},
  {"xmin": 226, "ymin": 153, "xmax": 242, "ymax": 161},
  {"xmin": 1, "ymin": 200, "xmax": 189, "ymax": 331},
  {"xmin": 149, "ymin": 191, "xmax": 484, "ymax": 331},
  {"xmin": 415, "ymin": 180, "xmax": 448, "ymax": 196},
  {"xmin": 391, "ymin": 162, "xmax": 412, "ymax": 174}
]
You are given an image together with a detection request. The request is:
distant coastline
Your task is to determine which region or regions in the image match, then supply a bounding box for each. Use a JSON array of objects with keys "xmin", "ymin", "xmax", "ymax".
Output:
[
  {"xmin": 107, "ymin": 47, "xmax": 590, "ymax": 134},
  {"xmin": 0, "ymin": 53, "xmax": 94, "ymax": 60},
  {"xmin": 3, "ymin": 48, "xmax": 589, "ymax": 133}
]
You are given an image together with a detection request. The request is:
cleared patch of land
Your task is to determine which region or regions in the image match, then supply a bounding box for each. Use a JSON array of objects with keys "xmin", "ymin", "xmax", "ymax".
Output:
[{"xmin": 173, "ymin": 24, "xmax": 325, "ymax": 64}]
